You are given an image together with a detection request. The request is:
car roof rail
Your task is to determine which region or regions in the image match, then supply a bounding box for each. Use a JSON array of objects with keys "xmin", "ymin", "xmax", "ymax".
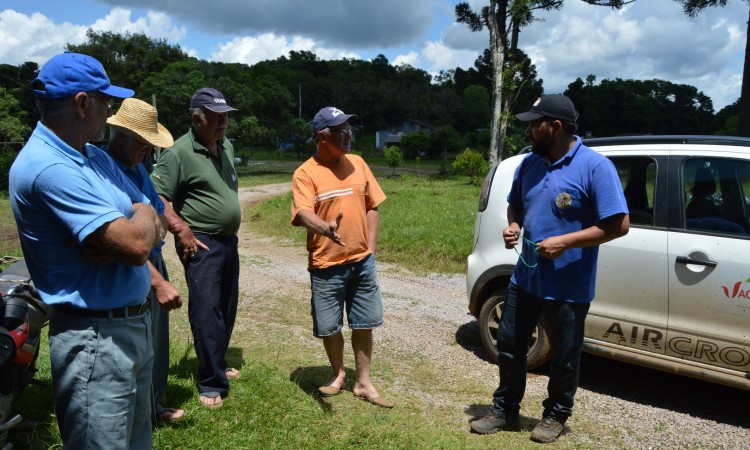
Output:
[{"xmin": 583, "ymin": 135, "xmax": 750, "ymax": 147}]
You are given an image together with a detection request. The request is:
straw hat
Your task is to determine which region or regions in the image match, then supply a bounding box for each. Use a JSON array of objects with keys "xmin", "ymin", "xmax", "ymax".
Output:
[{"xmin": 107, "ymin": 98, "xmax": 174, "ymax": 148}]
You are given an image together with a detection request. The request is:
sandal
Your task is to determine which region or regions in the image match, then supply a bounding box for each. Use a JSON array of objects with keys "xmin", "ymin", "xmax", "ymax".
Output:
[
  {"xmin": 198, "ymin": 393, "xmax": 224, "ymax": 409},
  {"xmin": 225, "ymin": 368, "xmax": 241, "ymax": 380},
  {"xmin": 157, "ymin": 407, "xmax": 186, "ymax": 421}
]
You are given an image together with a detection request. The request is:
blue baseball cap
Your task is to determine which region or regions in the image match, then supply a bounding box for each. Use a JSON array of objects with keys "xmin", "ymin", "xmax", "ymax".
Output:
[
  {"xmin": 312, "ymin": 106, "xmax": 357, "ymax": 135},
  {"xmin": 32, "ymin": 51, "xmax": 134, "ymax": 99}
]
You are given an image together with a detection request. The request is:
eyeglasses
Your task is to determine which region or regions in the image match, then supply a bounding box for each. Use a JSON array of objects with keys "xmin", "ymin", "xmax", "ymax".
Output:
[
  {"xmin": 89, "ymin": 92, "xmax": 114, "ymax": 109},
  {"xmin": 329, "ymin": 129, "xmax": 353, "ymax": 137}
]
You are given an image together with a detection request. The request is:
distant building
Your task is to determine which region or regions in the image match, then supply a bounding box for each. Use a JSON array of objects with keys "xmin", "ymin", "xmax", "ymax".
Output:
[{"xmin": 375, "ymin": 119, "xmax": 434, "ymax": 149}]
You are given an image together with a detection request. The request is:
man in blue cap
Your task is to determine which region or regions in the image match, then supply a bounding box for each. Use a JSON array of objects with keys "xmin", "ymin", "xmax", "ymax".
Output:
[
  {"xmin": 291, "ymin": 106, "xmax": 391, "ymax": 408},
  {"xmin": 9, "ymin": 51, "xmax": 162, "ymax": 449}
]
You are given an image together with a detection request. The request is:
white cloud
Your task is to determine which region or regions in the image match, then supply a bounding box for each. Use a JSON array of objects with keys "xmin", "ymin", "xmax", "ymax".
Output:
[
  {"xmin": 209, "ymin": 33, "xmax": 359, "ymax": 65},
  {"xmin": 421, "ymin": 41, "xmax": 479, "ymax": 73},
  {"xmin": 516, "ymin": 0, "xmax": 747, "ymax": 109},
  {"xmin": 0, "ymin": 9, "xmax": 86, "ymax": 65},
  {"xmin": 89, "ymin": 8, "xmax": 186, "ymax": 43},
  {"xmin": 1, "ymin": 0, "xmax": 747, "ymax": 110},
  {"xmin": 0, "ymin": 7, "xmax": 187, "ymax": 66},
  {"xmin": 393, "ymin": 51, "xmax": 420, "ymax": 67}
]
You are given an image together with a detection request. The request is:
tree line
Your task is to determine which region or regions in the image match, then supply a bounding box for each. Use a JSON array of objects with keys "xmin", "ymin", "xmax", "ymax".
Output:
[{"xmin": 0, "ymin": 29, "xmax": 740, "ymax": 164}]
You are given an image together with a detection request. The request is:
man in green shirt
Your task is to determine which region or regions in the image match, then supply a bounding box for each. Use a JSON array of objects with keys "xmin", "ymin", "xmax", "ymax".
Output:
[{"xmin": 151, "ymin": 87, "xmax": 241, "ymax": 409}]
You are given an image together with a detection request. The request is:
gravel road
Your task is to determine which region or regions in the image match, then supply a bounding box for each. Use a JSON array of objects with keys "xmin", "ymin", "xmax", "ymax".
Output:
[{"xmin": 227, "ymin": 183, "xmax": 750, "ymax": 449}]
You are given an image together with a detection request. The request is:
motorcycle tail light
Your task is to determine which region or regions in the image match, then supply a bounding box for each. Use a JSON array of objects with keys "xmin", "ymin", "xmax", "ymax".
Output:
[{"xmin": 8, "ymin": 321, "xmax": 29, "ymax": 364}]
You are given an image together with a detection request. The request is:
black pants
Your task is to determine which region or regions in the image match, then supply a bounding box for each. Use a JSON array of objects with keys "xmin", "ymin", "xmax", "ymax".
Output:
[{"xmin": 178, "ymin": 233, "xmax": 239, "ymax": 396}]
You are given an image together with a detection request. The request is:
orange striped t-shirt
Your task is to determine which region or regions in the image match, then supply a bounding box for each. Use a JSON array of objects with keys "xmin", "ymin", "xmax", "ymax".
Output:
[{"xmin": 291, "ymin": 154, "xmax": 386, "ymax": 270}]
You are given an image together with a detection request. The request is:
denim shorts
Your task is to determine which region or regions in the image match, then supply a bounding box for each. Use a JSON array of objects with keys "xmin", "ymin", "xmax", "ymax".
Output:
[{"xmin": 310, "ymin": 253, "xmax": 384, "ymax": 338}]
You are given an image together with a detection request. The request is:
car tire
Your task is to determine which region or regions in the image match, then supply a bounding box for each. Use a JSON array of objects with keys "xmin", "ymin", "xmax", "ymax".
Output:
[{"xmin": 478, "ymin": 288, "xmax": 552, "ymax": 370}]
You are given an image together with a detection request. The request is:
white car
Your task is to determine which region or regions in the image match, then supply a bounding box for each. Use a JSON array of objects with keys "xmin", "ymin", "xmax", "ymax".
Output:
[{"xmin": 466, "ymin": 135, "xmax": 750, "ymax": 391}]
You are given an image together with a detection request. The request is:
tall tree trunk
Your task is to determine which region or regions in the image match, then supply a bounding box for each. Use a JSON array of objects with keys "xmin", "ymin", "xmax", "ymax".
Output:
[
  {"xmin": 488, "ymin": 0, "xmax": 508, "ymax": 166},
  {"xmin": 738, "ymin": 8, "xmax": 750, "ymax": 136}
]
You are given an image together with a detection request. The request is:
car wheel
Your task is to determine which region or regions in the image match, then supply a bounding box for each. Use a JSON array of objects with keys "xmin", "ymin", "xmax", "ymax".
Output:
[{"xmin": 478, "ymin": 288, "xmax": 552, "ymax": 370}]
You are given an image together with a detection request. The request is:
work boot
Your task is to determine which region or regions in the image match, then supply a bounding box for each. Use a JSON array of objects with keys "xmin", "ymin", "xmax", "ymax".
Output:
[
  {"xmin": 530, "ymin": 416, "xmax": 569, "ymax": 443},
  {"xmin": 470, "ymin": 411, "xmax": 521, "ymax": 434}
]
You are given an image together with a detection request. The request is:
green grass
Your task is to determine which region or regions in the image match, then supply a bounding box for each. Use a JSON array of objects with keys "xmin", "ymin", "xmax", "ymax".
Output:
[
  {"xmin": 247, "ymin": 172, "xmax": 480, "ymax": 274},
  {"xmin": 8, "ymin": 281, "xmax": 566, "ymax": 450},
  {"xmin": 0, "ymin": 194, "xmax": 20, "ymax": 255},
  {"xmin": 4, "ymin": 171, "xmax": 611, "ymax": 449}
]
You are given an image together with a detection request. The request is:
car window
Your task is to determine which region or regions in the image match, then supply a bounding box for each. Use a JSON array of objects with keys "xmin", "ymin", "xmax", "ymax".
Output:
[
  {"xmin": 682, "ymin": 158, "xmax": 750, "ymax": 236},
  {"xmin": 611, "ymin": 157, "xmax": 656, "ymax": 226}
]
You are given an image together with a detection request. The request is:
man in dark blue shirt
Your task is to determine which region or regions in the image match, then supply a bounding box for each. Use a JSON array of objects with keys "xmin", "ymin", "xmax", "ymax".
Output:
[{"xmin": 471, "ymin": 95, "xmax": 630, "ymax": 444}]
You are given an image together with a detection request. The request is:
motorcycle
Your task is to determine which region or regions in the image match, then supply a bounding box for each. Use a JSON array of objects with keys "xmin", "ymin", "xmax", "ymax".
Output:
[{"xmin": 0, "ymin": 258, "xmax": 49, "ymax": 449}]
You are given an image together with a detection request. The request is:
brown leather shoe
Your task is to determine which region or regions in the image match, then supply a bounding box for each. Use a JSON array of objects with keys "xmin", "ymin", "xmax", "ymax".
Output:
[{"xmin": 470, "ymin": 412, "xmax": 521, "ymax": 434}]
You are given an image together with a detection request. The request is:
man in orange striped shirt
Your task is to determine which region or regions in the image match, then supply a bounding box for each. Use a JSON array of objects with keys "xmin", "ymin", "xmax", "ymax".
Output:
[{"xmin": 291, "ymin": 106, "xmax": 392, "ymax": 409}]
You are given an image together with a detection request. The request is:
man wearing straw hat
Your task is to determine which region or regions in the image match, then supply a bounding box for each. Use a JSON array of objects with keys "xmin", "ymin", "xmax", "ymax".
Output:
[{"xmin": 106, "ymin": 97, "xmax": 186, "ymax": 422}]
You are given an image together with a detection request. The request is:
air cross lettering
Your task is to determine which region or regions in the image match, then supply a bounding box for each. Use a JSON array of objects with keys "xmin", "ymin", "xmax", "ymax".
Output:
[
  {"xmin": 603, "ymin": 322, "xmax": 750, "ymax": 368},
  {"xmin": 668, "ymin": 337, "xmax": 750, "ymax": 367},
  {"xmin": 603, "ymin": 322, "xmax": 663, "ymax": 349}
]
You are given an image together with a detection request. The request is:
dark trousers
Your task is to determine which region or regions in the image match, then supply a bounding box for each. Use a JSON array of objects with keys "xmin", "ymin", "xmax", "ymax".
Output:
[
  {"xmin": 178, "ymin": 233, "xmax": 239, "ymax": 396},
  {"xmin": 491, "ymin": 282, "xmax": 590, "ymax": 421}
]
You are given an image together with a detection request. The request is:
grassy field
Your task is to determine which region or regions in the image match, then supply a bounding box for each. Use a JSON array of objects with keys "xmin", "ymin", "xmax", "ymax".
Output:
[
  {"xmin": 1, "ymin": 167, "xmax": 522, "ymax": 450},
  {"xmin": 246, "ymin": 171, "xmax": 480, "ymax": 274}
]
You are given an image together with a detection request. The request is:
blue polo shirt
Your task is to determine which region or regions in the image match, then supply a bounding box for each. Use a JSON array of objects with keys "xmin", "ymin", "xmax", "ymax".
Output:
[
  {"xmin": 112, "ymin": 157, "xmax": 165, "ymax": 259},
  {"xmin": 508, "ymin": 137, "xmax": 628, "ymax": 303},
  {"xmin": 9, "ymin": 122, "xmax": 151, "ymax": 309}
]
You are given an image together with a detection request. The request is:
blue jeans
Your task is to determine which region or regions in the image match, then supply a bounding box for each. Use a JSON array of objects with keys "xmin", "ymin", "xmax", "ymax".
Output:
[
  {"xmin": 49, "ymin": 307, "xmax": 152, "ymax": 450},
  {"xmin": 149, "ymin": 253, "xmax": 171, "ymax": 416},
  {"xmin": 491, "ymin": 282, "xmax": 590, "ymax": 421},
  {"xmin": 309, "ymin": 254, "xmax": 383, "ymax": 338}
]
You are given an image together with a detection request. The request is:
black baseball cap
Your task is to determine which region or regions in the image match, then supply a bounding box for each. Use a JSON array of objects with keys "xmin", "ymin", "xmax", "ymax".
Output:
[
  {"xmin": 190, "ymin": 87, "xmax": 237, "ymax": 113},
  {"xmin": 516, "ymin": 94, "xmax": 578, "ymax": 122}
]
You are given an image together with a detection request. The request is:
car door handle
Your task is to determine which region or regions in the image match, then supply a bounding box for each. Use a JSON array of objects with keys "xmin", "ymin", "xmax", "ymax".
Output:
[{"xmin": 676, "ymin": 256, "xmax": 717, "ymax": 267}]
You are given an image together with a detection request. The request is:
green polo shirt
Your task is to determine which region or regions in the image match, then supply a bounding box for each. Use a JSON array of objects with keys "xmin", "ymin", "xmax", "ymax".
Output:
[{"xmin": 151, "ymin": 128, "xmax": 240, "ymax": 236}]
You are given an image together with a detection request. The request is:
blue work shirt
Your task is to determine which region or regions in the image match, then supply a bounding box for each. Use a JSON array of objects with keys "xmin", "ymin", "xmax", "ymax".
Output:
[
  {"xmin": 9, "ymin": 122, "xmax": 152, "ymax": 309},
  {"xmin": 112, "ymin": 157, "xmax": 165, "ymax": 259},
  {"xmin": 508, "ymin": 137, "xmax": 628, "ymax": 303}
]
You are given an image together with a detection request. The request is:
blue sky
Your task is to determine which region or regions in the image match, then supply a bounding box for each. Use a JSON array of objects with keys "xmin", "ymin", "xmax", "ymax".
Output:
[{"xmin": 1, "ymin": 0, "xmax": 747, "ymax": 110}]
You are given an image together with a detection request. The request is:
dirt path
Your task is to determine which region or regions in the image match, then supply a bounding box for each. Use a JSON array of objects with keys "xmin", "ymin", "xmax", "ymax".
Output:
[{"xmin": 161, "ymin": 184, "xmax": 750, "ymax": 449}]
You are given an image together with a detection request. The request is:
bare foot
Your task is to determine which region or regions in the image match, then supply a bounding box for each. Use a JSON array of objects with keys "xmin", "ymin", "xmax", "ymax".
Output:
[
  {"xmin": 352, "ymin": 383, "xmax": 380, "ymax": 400},
  {"xmin": 324, "ymin": 374, "xmax": 345, "ymax": 390}
]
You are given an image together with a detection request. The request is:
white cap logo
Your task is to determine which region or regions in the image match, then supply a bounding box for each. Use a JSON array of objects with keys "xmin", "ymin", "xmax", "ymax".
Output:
[
  {"xmin": 328, "ymin": 107, "xmax": 344, "ymax": 117},
  {"xmin": 532, "ymin": 97, "xmax": 542, "ymax": 107}
]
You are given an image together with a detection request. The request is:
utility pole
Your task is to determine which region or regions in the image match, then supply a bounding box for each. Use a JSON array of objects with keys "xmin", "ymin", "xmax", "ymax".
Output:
[{"xmin": 298, "ymin": 84, "xmax": 302, "ymax": 118}]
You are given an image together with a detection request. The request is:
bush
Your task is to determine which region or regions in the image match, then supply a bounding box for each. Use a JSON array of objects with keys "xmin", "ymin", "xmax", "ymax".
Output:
[
  {"xmin": 0, "ymin": 145, "xmax": 20, "ymax": 192},
  {"xmin": 383, "ymin": 146, "xmax": 403, "ymax": 176},
  {"xmin": 452, "ymin": 147, "xmax": 489, "ymax": 184}
]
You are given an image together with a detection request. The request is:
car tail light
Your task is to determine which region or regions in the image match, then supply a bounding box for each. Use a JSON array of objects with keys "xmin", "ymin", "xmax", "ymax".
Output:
[{"xmin": 478, "ymin": 164, "xmax": 499, "ymax": 212}]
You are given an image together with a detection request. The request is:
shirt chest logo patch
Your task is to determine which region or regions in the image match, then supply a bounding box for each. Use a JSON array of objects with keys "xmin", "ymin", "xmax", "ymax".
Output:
[{"xmin": 556, "ymin": 192, "xmax": 572, "ymax": 210}]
